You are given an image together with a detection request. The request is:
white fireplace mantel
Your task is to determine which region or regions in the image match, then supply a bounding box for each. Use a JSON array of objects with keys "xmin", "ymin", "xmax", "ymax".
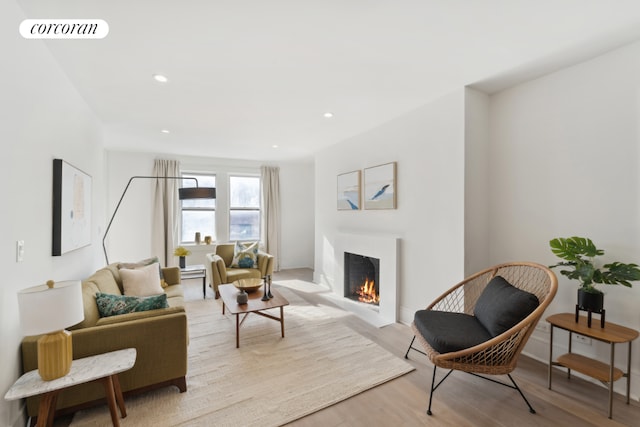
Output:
[{"xmin": 331, "ymin": 232, "xmax": 399, "ymax": 327}]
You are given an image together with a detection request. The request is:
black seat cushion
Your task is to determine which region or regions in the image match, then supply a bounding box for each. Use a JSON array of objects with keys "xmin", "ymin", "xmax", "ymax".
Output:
[
  {"xmin": 474, "ymin": 276, "xmax": 540, "ymax": 337},
  {"xmin": 413, "ymin": 310, "xmax": 493, "ymax": 354}
]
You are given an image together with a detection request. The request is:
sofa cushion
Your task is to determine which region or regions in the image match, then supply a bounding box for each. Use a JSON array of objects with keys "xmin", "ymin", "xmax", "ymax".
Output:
[
  {"xmin": 69, "ymin": 281, "xmax": 101, "ymax": 330},
  {"xmin": 120, "ymin": 263, "xmax": 165, "ymax": 296},
  {"xmin": 95, "ymin": 305, "xmax": 185, "ymax": 326},
  {"xmin": 474, "ymin": 275, "xmax": 540, "ymax": 337},
  {"xmin": 95, "ymin": 292, "xmax": 169, "ymax": 317},
  {"xmin": 226, "ymin": 268, "xmax": 262, "ymax": 282},
  {"xmin": 87, "ymin": 268, "xmax": 122, "ymax": 296},
  {"xmin": 231, "ymin": 241, "xmax": 258, "ymax": 268},
  {"xmin": 414, "ymin": 310, "xmax": 493, "ymax": 354}
]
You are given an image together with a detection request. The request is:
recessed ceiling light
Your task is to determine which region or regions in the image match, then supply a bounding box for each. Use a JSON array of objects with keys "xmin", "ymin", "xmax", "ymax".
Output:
[
  {"xmin": 272, "ymin": 145, "xmax": 279, "ymax": 149},
  {"xmin": 323, "ymin": 112, "xmax": 334, "ymax": 118},
  {"xmin": 161, "ymin": 129, "xmax": 170, "ymax": 134},
  {"xmin": 153, "ymin": 74, "xmax": 168, "ymax": 83}
]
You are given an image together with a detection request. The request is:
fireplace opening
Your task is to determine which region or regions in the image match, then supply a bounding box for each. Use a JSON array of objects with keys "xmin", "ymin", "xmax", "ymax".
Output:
[{"xmin": 344, "ymin": 252, "xmax": 380, "ymax": 306}]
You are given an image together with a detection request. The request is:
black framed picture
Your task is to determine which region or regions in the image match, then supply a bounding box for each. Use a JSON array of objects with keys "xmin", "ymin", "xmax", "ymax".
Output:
[{"xmin": 52, "ymin": 159, "xmax": 92, "ymax": 256}]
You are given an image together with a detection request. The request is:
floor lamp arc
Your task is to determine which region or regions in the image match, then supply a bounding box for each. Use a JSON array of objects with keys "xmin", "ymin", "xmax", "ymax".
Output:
[{"xmin": 102, "ymin": 176, "xmax": 216, "ymax": 264}]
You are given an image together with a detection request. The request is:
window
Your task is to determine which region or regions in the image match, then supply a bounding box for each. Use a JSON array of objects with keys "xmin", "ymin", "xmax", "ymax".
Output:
[
  {"xmin": 181, "ymin": 173, "xmax": 216, "ymax": 243},
  {"xmin": 229, "ymin": 175, "xmax": 260, "ymax": 241}
]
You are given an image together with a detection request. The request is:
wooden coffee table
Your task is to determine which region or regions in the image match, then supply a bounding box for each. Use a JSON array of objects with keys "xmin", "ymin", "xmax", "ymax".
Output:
[{"xmin": 218, "ymin": 282, "xmax": 289, "ymax": 348}]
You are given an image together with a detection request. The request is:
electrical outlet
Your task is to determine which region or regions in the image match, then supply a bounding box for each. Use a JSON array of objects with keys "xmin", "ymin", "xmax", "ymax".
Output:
[
  {"xmin": 573, "ymin": 334, "xmax": 592, "ymax": 345},
  {"xmin": 16, "ymin": 240, "xmax": 24, "ymax": 262}
]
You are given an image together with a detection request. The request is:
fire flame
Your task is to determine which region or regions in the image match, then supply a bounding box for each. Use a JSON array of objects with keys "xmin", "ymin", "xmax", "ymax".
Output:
[{"xmin": 357, "ymin": 278, "xmax": 379, "ymax": 304}]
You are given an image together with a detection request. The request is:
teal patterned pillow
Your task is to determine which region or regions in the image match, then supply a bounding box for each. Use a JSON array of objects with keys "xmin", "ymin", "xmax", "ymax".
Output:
[
  {"xmin": 95, "ymin": 292, "xmax": 168, "ymax": 318},
  {"xmin": 230, "ymin": 241, "xmax": 259, "ymax": 268}
]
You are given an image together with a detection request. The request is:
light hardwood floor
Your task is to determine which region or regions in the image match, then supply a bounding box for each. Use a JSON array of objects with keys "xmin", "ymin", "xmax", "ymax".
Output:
[
  {"xmin": 269, "ymin": 269, "xmax": 640, "ymax": 427},
  {"xmin": 52, "ymin": 269, "xmax": 639, "ymax": 426}
]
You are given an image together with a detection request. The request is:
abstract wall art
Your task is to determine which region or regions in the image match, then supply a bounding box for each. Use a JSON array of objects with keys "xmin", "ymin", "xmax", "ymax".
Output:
[
  {"xmin": 364, "ymin": 162, "xmax": 396, "ymax": 210},
  {"xmin": 337, "ymin": 170, "xmax": 361, "ymax": 210},
  {"xmin": 52, "ymin": 159, "xmax": 92, "ymax": 255}
]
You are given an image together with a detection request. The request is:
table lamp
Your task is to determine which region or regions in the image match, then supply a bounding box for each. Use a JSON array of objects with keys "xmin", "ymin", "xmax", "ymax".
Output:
[{"xmin": 17, "ymin": 280, "xmax": 84, "ymax": 381}]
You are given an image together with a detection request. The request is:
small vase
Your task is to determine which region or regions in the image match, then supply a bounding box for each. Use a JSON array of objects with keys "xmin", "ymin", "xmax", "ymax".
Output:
[
  {"xmin": 179, "ymin": 256, "xmax": 186, "ymax": 269},
  {"xmin": 237, "ymin": 289, "xmax": 248, "ymax": 304}
]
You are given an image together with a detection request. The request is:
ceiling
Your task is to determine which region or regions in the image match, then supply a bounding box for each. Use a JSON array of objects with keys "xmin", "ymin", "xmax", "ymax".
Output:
[{"xmin": 18, "ymin": 1, "xmax": 640, "ymax": 162}]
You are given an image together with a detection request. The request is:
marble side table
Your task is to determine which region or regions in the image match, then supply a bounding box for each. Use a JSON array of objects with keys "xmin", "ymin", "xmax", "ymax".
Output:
[{"xmin": 5, "ymin": 348, "xmax": 136, "ymax": 427}]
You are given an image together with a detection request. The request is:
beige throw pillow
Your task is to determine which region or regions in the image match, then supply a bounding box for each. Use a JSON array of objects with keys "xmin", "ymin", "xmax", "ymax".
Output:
[
  {"xmin": 120, "ymin": 263, "xmax": 165, "ymax": 297},
  {"xmin": 118, "ymin": 256, "xmax": 167, "ymax": 288}
]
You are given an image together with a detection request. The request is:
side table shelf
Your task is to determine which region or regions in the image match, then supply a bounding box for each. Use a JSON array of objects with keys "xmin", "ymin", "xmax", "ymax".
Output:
[
  {"xmin": 547, "ymin": 313, "xmax": 638, "ymax": 419},
  {"xmin": 556, "ymin": 353, "xmax": 623, "ymax": 383}
]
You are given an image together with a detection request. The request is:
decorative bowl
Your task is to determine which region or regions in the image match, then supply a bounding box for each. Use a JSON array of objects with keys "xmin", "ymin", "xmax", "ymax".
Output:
[{"xmin": 233, "ymin": 278, "xmax": 263, "ymax": 293}]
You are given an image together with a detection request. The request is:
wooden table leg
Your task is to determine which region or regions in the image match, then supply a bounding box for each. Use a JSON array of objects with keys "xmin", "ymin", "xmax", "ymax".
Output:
[
  {"xmin": 280, "ymin": 306, "xmax": 285, "ymax": 337},
  {"xmin": 37, "ymin": 391, "xmax": 58, "ymax": 427},
  {"xmin": 100, "ymin": 376, "xmax": 120, "ymax": 427},
  {"xmin": 111, "ymin": 374, "xmax": 127, "ymax": 418},
  {"xmin": 236, "ymin": 313, "xmax": 240, "ymax": 348}
]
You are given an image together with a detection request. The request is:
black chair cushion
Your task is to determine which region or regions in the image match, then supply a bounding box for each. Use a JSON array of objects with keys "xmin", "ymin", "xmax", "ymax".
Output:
[
  {"xmin": 413, "ymin": 310, "xmax": 493, "ymax": 354},
  {"xmin": 474, "ymin": 276, "xmax": 540, "ymax": 337}
]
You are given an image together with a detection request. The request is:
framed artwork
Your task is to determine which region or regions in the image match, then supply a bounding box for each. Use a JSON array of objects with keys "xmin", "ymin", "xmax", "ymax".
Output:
[
  {"xmin": 364, "ymin": 162, "xmax": 396, "ymax": 210},
  {"xmin": 337, "ymin": 170, "xmax": 361, "ymax": 210},
  {"xmin": 52, "ymin": 159, "xmax": 92, "ymax": 255}
]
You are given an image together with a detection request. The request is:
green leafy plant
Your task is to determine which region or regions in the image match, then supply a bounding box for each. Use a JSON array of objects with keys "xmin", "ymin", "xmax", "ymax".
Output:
[
  {"xmin": 549, "ymin": 236, "xmax": 640, "ymax": 294},
  {"xmin": 173, "ymin": 246, "xmax": 191, "ymax": 257}
]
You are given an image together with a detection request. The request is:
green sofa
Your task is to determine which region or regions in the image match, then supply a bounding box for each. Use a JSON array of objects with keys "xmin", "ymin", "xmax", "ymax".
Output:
[{"xmin": 20, "ymin": 263, "xmax": 188, "ymax": 420}]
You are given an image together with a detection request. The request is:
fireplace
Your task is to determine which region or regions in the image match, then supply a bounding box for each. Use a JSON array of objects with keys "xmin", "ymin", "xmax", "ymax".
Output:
[
  {"xmin": 344, "ymin": 252, "xmax": 380, "ymax": 305},
  {"xmin": 329, "ymin": 233, "xmax": 399, "ymax": 327}
]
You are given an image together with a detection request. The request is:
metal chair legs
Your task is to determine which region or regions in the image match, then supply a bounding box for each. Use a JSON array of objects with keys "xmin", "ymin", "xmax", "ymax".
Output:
[
  {"xmin": 404, "ymin": 335, "xmax": 425, "ymax": 359},
  {"xmin": 406, "ymin": 336, "xmax": 536, "ymax": 416}
]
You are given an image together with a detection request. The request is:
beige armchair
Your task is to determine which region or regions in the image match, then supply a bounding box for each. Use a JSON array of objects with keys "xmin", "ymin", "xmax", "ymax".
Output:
[{"xmin": 206, "ymin": 243, "xmax": 275, "ymax": 298}]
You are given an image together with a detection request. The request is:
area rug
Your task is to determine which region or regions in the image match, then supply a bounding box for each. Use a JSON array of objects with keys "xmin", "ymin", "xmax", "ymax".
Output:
[{"xmin": 69, "ymin": 285, "xmax": 414, "ymax": 426}]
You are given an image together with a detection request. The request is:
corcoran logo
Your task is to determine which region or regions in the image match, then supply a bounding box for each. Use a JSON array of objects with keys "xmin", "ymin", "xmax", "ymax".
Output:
[{"xmin": 20, "ymin": 19, "xmax": 109, "ymax": 39}]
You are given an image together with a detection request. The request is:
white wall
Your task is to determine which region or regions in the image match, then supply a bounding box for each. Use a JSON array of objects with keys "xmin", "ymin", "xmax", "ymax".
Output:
[
  {"xmin": 315, "ymin": 40, "xmax": 640, "ymax": 400},
  {"xmin": 314, "ymin": 89, "xmax": 467, "ymax": 324},
  {"xmin": 464, "ymin": 88, "xmax": 491, "ymax": 274},
  {"xmin": 279, "ymin": 160, "xmax": 315, "ymax": 269},
  {"xmin": 1, "ymin": 2, "xmax": 105, "ymax": 426},
  {"xmin": 104, "ymin": 151, "xmax": 315, "ymax": 270},
  {"xmin": 489, "ymin": 40, "xmax": 640, "ymax": 399}
]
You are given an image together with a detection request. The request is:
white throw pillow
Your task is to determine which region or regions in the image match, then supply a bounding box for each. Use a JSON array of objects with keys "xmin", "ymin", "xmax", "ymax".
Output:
[{"xmin": 120, "ymin": 263, "xmax": 165, "ymax": 297}]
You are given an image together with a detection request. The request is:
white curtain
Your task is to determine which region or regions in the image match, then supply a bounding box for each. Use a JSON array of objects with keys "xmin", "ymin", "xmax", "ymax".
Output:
[
  {"xmin": 152, "ymin": 159, "xmax": 180, "ymax": 267},
  {"xmin": 261, "ymin": 166, "xmax": 281, "ymax": 271}
]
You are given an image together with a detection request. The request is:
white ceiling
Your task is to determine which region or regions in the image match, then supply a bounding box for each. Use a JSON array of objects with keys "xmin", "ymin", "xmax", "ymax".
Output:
[{"xmin": 18, "ymin": 1, "xmax": 640, "ymax": 161}]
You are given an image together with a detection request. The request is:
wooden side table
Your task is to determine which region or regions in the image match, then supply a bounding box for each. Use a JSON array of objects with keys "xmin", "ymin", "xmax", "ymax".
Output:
[
  {"xmin": 180, "ymin": 264, "xmax": 207, "ymax": 299},
  {"xmin": 547, "ymin": 313, "xmax": 638, "ymax": 419},
  {"xmin": 4, "ymin": 348, "xmax": 136, "ymax": 427}
]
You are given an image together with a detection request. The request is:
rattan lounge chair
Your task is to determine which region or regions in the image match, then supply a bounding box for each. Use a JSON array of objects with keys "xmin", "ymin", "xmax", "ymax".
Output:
[{"xmin": 405, "ymin": 262, "xmax": 558, "ymax": 415}]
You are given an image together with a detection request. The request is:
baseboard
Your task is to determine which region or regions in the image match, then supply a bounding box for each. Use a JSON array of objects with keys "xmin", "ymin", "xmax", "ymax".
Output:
[
  {"xmin": 398, "ymin": 305, "xmax": 413, "ymax": 326},
  {"xmin": 10, "ymin": 402, "xmax": 26, "ymax": 427}
]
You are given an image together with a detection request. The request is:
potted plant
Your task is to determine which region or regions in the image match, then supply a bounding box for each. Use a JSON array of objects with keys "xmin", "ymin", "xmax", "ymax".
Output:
[
  {"xmin": 174, "ymin": 246, "xmax": 191, "ymax": 269},
  {"xmin": 549, "ymin": 236, "xmax": 640, "ymax": 315}
]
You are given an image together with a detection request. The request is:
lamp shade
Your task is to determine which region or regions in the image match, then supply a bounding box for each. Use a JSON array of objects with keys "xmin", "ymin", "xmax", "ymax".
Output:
[
  {"xmin": 17, "ymin": 280, "xmax": 84, "ymax": 336},
  {"xmin": 179, "ymin": 187, "xmax": 216, "ymax": 200}
]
